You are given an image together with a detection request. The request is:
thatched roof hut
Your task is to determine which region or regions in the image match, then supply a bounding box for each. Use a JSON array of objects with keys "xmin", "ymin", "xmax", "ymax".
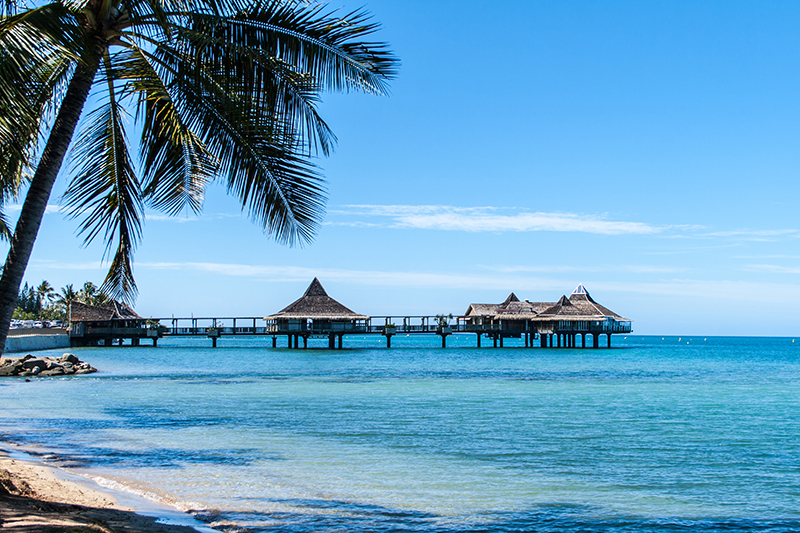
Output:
[
  {"xmin": 70, "ymin": 301, "xmax": 142, "ymax": 323},
  {"xmin": 264, "ymin": 278, "xmax": 367, "ymax": 321},
  {"xmin": 465, "ymin": 292, "xmax": 551, "ymax": 320},
  {"xmin": 465, "ymin": 284, "xmax": 629, "ymax": 324},
  {"xmin": 539, "ymin": 284, "xmax": 630, "ymax": 321},
  {"xmin": 567, "ymin": 284, "xmax": 628, "ymax": 319}
]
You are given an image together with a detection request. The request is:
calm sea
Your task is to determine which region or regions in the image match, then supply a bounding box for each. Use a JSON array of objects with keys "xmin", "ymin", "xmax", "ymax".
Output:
[{"xmin": 1, "ymin": 335, "xmax": 799, "ymax": 532}]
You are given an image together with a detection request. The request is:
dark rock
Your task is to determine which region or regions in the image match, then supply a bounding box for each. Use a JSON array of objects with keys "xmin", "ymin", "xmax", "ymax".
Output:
[
  {"xmin": 39, "ymin": 368, "xmax": 65, "ymax": 376},
  {"xmin": 0, "ymin": 364, "xmax": 19, "ymax": 376},
  {"xmin": 21, "ymin": 358, "xmax": 46, "ymax": 371},
  {"xmin": 59, "ymin": 353, "xmax": 80, "ymax": 364},
  {"xmin": 1, "ymin": 354, "xmax": 96, "ymax": 378}
]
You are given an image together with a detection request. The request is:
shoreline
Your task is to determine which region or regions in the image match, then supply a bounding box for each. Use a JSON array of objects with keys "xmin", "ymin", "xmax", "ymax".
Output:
[{"xmin": 0, "ymin": 443, "xmax": 217, "ymax": 533}]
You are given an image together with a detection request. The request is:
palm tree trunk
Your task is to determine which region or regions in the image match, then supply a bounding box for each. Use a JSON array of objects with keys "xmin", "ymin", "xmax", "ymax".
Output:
[{"xmin": 0, "ymin": 57, "xmax": 99, "ymax": 355}]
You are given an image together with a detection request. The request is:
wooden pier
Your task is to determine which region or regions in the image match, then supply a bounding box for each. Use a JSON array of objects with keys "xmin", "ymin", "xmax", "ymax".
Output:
[
  {"xmin": 70, "ymin": 313, "xmax": 631, "ymax": 349},
  {"xmin": 67, "ymin": 280, "xmax": 632, "ymax": 349}
]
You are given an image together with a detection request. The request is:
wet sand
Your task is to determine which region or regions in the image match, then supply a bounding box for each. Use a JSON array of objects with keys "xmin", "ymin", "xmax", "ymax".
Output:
[{"xmin": 0, "ymin": 448, "xmax": 207, "ymax": 533}]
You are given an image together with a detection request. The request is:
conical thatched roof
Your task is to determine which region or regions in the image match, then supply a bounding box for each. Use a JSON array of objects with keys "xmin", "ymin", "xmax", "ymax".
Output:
[
  {"xmin": 264, "ymin": 278, "xmax": 367, "ymax": 320},
  {"xmin": 70, "ymin": 300, "xmax": 142, "ymax": 322},
  {"xmin": 501, "ymin": 292, "xmax": 520, "ymax": 306},
  {"xmin": 568, "ymin": 284, "xmax": 628, "ymax": 319},
  {"xmin": 465, "ymin": 284, "xmax": 630, "ymax": 322},
  {"xmin": 541, "ymin": 295, "xmax": 584, "ymax": 317},
  {"xmin": 538, "ymin": 284, "xmax": 630, "ymax": 320},
  {"xmin": 465, "ymin": 292, "xmax": 550, "ymax": 319},
  {"xmin": 465, "ymin": 293, "xmax": 523, "ymax": 317}
]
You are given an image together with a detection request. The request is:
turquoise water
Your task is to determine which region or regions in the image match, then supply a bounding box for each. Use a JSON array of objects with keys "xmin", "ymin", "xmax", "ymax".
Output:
[{"xmin": 1, "ymin": 335, "xmax": 800, "ymax": 532}]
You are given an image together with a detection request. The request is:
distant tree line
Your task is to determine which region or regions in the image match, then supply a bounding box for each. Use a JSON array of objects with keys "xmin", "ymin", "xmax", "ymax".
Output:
[{"xmin": 14, "ymin": 281, "xmax": 109, "ymax": 322}]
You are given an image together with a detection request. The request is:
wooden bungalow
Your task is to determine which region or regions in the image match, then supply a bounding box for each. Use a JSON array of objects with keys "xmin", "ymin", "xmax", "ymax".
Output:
[
  {"xmin": 69, "ymin": 300, "xmax": 158, "ymax": 346},
  {"xmin": 463, "ymin": 284, "xmax": 631, "ymax": 348},
  {"xmin": 463, "ymin": 292, "xmax": 552, "ymax": 347},
  {"xmin": 264, "ymin": 278, "xmax": 368, "ymax": 349},
  {"xmin": 533, "ymin": 284, "xmax": 632, "ymax": 348}
]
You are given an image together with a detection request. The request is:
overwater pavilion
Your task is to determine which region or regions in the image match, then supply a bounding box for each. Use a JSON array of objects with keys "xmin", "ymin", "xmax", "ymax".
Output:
[
  {"xmin": 463, "ymin": 284, "xmax": 631, "ymax": 348},
  {"xmin": 264, "ymin": 278, "xmax": 368, "ymax": 349},
  {"xmin": 140, "ymin": 281, "xmax": 630, "ymax": 349},
  {"xmin": 69, "ymin": 300, "xmax": 159, "ymax": 346}
]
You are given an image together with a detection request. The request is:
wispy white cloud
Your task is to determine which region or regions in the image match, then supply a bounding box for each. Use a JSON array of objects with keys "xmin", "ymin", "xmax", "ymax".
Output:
[
  {"xmin": 640, "ymin": 243, "xmax": 742, "ymax": 255},
  {"xmin": 593, "ymin": 278, "xmax": 800, "ymax": 303},
  {"xmin": 143, "ymin": 212, "xmax": 246, "ymax": 223},
  {"xmin": 330, "ymin": 204, "xmax": 661, "ymax": 235},
  {"xmin": 322, "ymin": 221, "xmax": 382, "ymax": 228},
  {"xmin": 735, "ymin": 254, "xmax": 800, "ymax": 260},
  {"xmin": 702, "ymin": 229, "xmax": 799, "ymax": 237},
  {"xmin": 6, "ymin": 204, "xmax": 62, "ymax": 215},
  {"xmin": 329, "ymin": 204, "xmax": 800, "ymax": 244},
  {"xmin": 145, "ymin": 214, "xmax": 200, "ymax": 223},
  {"xmin": 742, "ymin": 264, "xmax": 800, "ymax": 274},
  {"xmin": 131, "ymin": 260, "xmax": 800, "ymax": 303},
  {"xmin": 396, "ymin": 212, "xmax": 658, "ymax": 235},
  {"xmin": 35, "ymin": 258, "xmax": 800, "ymax": 310},
  {"xmin": 481, "ymin": 264, "xmax": 689, "ymax": 274},
  {"xmin": 29, "ymin": 259, "xmax": 107, "ymax": 270},
  {"xmin": 697, "ymin": 229, "xmax": 800, "ymax": 241},
  {"xmin": 136, "ymin": 261, "xmax": 569, "ymax": 291}
]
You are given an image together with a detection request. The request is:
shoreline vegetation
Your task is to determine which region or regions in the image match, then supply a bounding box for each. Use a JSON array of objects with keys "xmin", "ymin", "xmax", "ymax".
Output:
[{"xmin": 0, "ymin": 446, "xmax": 204, "ymax": 533}]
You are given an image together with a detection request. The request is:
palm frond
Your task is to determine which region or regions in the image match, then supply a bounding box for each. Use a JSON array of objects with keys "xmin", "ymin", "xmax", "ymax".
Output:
[
  {"xmin": 0, "ymin": 4, "xmax": 84, "ymax": 187},
  {"xmin": 225, "ymin": 2, "xmax": 398, "ymax": 95},
  {"xmin": 114, "ymin": 47, "xmax": 216, "ymax": 215},
  {"xmin": 180, "ymin": 63, "xmax": 325, "ymax": 243},
  {"xmin": 61, "ymin": 57, "xmax": 143, "ymax": 303},
  {"xmin": 198, "ymin": 88, "xmax": 327, "ymax": 245},
  {"xmin": 0, "ymin": 208, "xmax": 12, "ymax": 241},
  {"xmin": 135, "ymin": 23, "xmax": 324, "ymax": 244},
  {"xmin": 103, "ymin": 235, "xmax": 137, "ymax": 303},
  {"xmin": 0, "ymin": 3, "xmax": 83, "ymax": 61},
  {"xmin": 169, "ymin": 17, "xmax": 336, "ymax": 157}
]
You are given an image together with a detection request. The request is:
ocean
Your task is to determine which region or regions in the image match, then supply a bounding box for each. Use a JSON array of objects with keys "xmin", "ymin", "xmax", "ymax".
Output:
[{"xmin": 1, "ymin": 334, "xmax": 799, "ymax": 532}]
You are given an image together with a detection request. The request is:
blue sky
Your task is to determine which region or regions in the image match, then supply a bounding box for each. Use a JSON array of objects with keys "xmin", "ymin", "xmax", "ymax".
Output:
[{"xmin": 8, "ymin": 0, "xmax": 800, "ymax": 335}]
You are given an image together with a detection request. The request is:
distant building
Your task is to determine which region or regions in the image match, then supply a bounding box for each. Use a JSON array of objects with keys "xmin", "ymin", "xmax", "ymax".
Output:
[
  {"xmin": 264, "ymin": 278, "xmax": 368, "ymax": 348},
  {"xmin": 464, "ymin": 284, "xmax": 631, "ymax": 348},
  {"xmin": 69, "ymin": 301, "xmax": 158, "ymax": 346}
]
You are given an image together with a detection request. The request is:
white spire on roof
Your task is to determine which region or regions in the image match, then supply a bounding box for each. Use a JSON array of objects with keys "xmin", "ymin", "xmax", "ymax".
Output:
[{"xmin": 572, "ymin": 283, "xmax": 588, "ymax": 295}]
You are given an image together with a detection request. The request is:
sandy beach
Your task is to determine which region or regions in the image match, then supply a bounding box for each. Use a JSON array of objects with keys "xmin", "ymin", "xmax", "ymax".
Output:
[{"xmin": 0, "ymin": 447, "xmax": 205, "ymax": 533}]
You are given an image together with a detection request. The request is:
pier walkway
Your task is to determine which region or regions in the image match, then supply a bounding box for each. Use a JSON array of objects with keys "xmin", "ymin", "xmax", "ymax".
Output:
[
  {"xmin": 67, "ymin": 281, "xmax": 632, "ymax": 349},
  {"xmin": 77, "ymin": 314, "xmax": 630, "ymax": 349}
]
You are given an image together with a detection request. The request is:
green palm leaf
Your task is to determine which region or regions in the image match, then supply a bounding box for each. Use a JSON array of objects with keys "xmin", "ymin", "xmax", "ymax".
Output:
[
  {"xmin": 0, "ymin": 4, "xmax": 78, "ymax": 184},
  {"xmin": 0, "ymin": 0, "xmax": 397, "ymax": 347},
  {"xmin": 115, "ymin": 46, "xmax": 216, "ymax": 215},
  {"xmin": 61, "ymin": 58, "xmax": 143, "ymax": 302}
]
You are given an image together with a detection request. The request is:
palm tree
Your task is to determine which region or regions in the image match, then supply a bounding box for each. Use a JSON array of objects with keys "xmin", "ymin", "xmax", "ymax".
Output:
[
  {"xmin": 36, "ymin": 280, "xmax": 55, "ymax": 310},
  {"xmin": 0, "ymin": 0, "xmax": 397, "ymax": 353},
  {"xmin": 53, "ymin": 283, "xmax": 79, "ymax": 320},
  {"xmin": 78, "ymin": 281, "xmax": 98, "ymax": 304},
  {"xmin": 78, "ymin": 281, "xmax": 109, "ymax": 306}
]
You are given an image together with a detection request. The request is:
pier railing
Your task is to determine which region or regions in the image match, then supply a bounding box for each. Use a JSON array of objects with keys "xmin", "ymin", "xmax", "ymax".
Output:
[
  {"xmin": 68, "ymin": 315, "xmax": 631, "ymax": 349},
  {"xmin": 149, "ymin": 316, "xmax": 631, "ymax": 337}
]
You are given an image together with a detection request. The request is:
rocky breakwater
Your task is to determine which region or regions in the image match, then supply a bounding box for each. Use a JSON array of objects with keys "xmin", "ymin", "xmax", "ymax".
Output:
[{"xmin": 0, "ymin": 353, "xmax": 97, "ymax": 377}]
